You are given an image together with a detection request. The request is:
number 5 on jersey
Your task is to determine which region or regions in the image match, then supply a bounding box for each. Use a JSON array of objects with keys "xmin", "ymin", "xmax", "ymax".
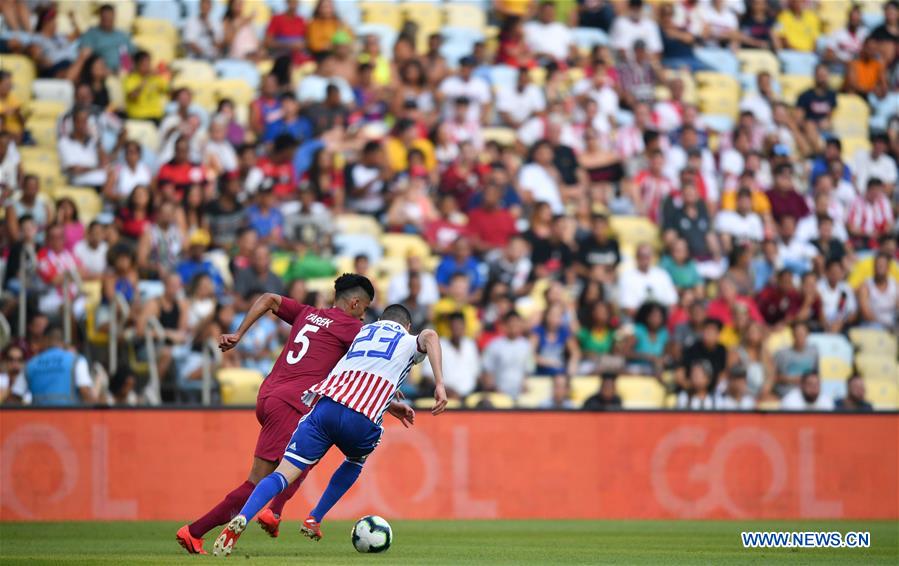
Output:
[{"xmin": 286, "ymin": 324, "xmax": 320, "ymax": 364}]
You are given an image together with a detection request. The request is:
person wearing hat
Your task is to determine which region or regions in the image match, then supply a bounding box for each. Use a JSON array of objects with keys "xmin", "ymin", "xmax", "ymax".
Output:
[
  {"xmin": 176, "ymin": 228, "xmax": 225, "ymax": 295},
  {"xmin": 437, "ymin": 55, "xmax": 492, "ymax": 125}
]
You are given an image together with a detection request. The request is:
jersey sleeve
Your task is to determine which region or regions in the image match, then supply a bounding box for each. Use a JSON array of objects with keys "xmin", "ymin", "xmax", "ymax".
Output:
[
  {"xmin": 412, "ymin": 334, "xmax": 427, "ymax": 364},
  {"xmin": 275, "ymin": 297, "xmax": 307, "ymax": 324}
]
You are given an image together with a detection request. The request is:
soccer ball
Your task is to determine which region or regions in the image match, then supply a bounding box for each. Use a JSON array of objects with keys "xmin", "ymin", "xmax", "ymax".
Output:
[{"xmin": 351, "ymin": 515, "xmax": 392, "ymax": 553}]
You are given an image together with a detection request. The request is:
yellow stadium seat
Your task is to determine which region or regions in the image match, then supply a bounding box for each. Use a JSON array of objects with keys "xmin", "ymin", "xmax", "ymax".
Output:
[
  {"xmin": 374, "ymin": 255, "xmax": 407, "ymax": 278},
  {"xmin": 516, "ymin": 377, "xmax": 553, "ymax": 408},
  {"xmin": 0, "ymin": 54, "xmax": 36, "ymax": 102},
  {"xmin": 445, "ymin": 3, "xmax": 487, "ymax": 31},
  {"xmin": 855, "ymin": 355, "xmax": 899, "ymax": 381},
  {"xmin": 865, "ymin": 377, "xmax": 898, "ymax": 410},
  {"xmin": 114, "ymin": 0, "xmax": 137, "ymax": 31},
  {"xmin": 56, "ymin": 0, "xmax": 96, "ymax": 36},
  {"xmin": 217, "ymin": 368, "xmax": 264, "ymax": 405},
  {"xmin": 304, "ymin": 277, "xmax": 338, "ymax": 295},
  {"xmin": 213, "ymin": 79, "xmax": 256, "ymax": 106},
  {"xmin": 820, "ymin": 356, "xmax": 853, "ymax": 381},
  {"xmin": 695, "ymin": 71, "xmax": 740, "ymax": 93},
  {"xmin": 25, "ymin": 99, "xmax": 67, "ymax": 121},
  {"xmin": 335, "ymin": 213, "xmax": 383, "ymax": 237},
  {"xmin": 464, "ymin": 391, "xmax": 515, "ymax": 409},
  {"xmin": 124, "ymin": 119, "xmax": 160, "ymax": 150},
  {"xmin": 28, "ymin": 118, "xmax": 58, "ymax": 148},
  {"xmin": 737, "ymin": 49, "xmax": 780, "ymax": 76},
  {"xmin": 529, "ymin": 66, "xmax": 547, "ymax": 87},
  {"xmin": 170, "ymin": 79, "xmax": 217, "ymax": 111},
  {"xmin": 105, "ymin": 75, "xmax": 124, "ymax": 110},
  {"xmin": 778, "ymin": 74, "xmax": 814, "ymax": 105},
  {"xmin": 404, "ymin": 3, "xmax": 444, "ymax": 51},
  {"xmin": 482, "ymin": 127, "xmax": 516, "ymax": 146},
  {"xmin": 81, "ymin": 280, "xmax": 102, "ymax": 306},
  {"xmin": 19, "ymin": 145, "xmax": 59, "ymax": 165},
  {"xmin": 250, "ymin": 2, "xmax": 272, "ymax": 28},
  {"xmin": 133, "ymin": 17, "xmax": 178, "ymax": 43},
  {"xmin": 765, "ymin": 327, "xmax": 793, "ymax": 354},
  {"xmin": 170, "ymin": 59, "xmax": 217, "ymax": 82},
  {"xmin": 841, "ymin": 137, "xmax": 871, "ymax": 162},
  {"xmin": 413, "ymin": 397, "xmax": 462, "ymax": 410},
  {"xmin": 698, "ymin": 88, "xmax": 740, "ymax": 120},
  {"xmin": 571, "ymin": 375, "xmax": 600, "ymax": 404},
  {"xmin": 757, "ymin": 399, "xmax": 781, "ymax": 411},
  {"xmin": 362, "ymin": 2, "xmax": 403, "ymax": 29},
  {"xmin": 379, "ymin": 233, "xmax": 430, "ymax": 259},
  {"xmin": 617, "ymin": 375, "xmax": 666, "ymax": 408},
  {"xmin": 133, "ymin": 34, "xmax": 176, "ymax": 65},
  {"xmin": 833, "ymin": 94, "xmax": 870, "ymax": 138},
  {"xmin": 609, "ymin": 215, "xmax": 660, "ymax": 250},
  {"xmin": 849, "ymin": 328, "xmax": 898, "ymax": 357},
  {"xmin": 54, "ymin": 186, "xmax": 103, "ymax": 224},
  {"xmin": 21, "ymin": 160, "xmax": 63, "ymax": 195}
]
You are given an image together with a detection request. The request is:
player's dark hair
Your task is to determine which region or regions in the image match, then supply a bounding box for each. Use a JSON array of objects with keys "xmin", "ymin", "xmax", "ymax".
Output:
[
  {"xmin": 381, "ymin": 304, "xmax": 412, "ymax": 327},
  {"xmin": 334, "ymin": 273, "xmax": 375, "ymax": 302}
]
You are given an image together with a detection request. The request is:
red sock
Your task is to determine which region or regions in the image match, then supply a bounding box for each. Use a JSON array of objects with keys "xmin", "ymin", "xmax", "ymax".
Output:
[
  {"xmin": 268, "ymin": 468, "xmax": 310, "ymax": 517},
  {"xmin": 188, "ymin": 480, "xmax": 256, "ymax": 539}
]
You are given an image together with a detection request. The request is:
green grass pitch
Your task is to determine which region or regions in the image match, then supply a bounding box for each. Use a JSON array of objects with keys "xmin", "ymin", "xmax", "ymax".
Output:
[{"xmin": 1, "ymin": 520, "xmax": 897, "ymax": 565}]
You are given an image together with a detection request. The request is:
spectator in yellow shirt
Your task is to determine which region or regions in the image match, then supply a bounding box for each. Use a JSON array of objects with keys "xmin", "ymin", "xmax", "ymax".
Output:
[
  {"xmin": 432, "ymin": 273, "xmax": 481, "ymax": 339},
  {"xmin": 123, "ymin": 50, "xmax": 168, "ymax": 121},
  {"xmin": 0, "ymin": 71, "xmax": 25, "ymax": 142},
  {"xmin": 306, "ymin": 0, "xmax": 351, "ymax": 57},
  {"xmin": 385, "ymin": 118, "xmax": 437, "ymax": 173},
  {"xmin": 774, "ymin": 0, "xmax": 820, "ymax": 52}
]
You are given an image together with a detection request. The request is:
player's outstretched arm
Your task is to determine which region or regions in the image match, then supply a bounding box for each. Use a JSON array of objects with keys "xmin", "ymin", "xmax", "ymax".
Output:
[
  {"xmin": 219, "ymin": 293, "xmax": 283, "ymax": 352},
  {"xmin": 418, "ymin": 329, "xmax": 448, "ymax": 415}
]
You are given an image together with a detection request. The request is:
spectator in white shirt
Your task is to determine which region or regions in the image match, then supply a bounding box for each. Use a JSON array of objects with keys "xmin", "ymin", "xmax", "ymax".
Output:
[
  {"xmin": 715, "ymin": 366, "xmax": 756, "ymax": 410},
  {"xmin": 422, "ymin": 313, "xmax": 480, "ymax": 398},
  {"xmin": 481, "ymin": 311, "xmax": 533, "ymax": 399},
  {"xmin": 296, "ymin": 52, "xmax": 355, "ymax": 105},
  {"xmin": 677, "ymin": 360, "xmax": 717, "ymax": 410},
  {"xmin": 696, "ymin": 0, "xmax": 740, "ymax": 48},
  {"xmin": 795, "ymin": 186, "xmax": 850, "ymax": 244},
  {"xmin": 715, "ymin": 188, "xmax": 765, "ymax": 250},
  {"xmin": 523, "ymin": 2, "xmax": 574, "ymax": 62},
  {"xmin": 777, "ymin": 215, "xmax": 818, "ymax": 274},
  {"xmin": 103, "ymin": 140, "xmax": 150, "ymax": 205},
  {"xmin": 72, "ymin": 220, "xmax": 109, "ymax": 279},
  {"xmin": 739, "ymin": 71, "xmax": 776, "ymax": 128},
  {"xmin": 817, "ymin": 259, "xmax": 857, "ymax": 333},
  {"xmin": 183, "ymin": 0, "xmax": 223, "ymax": 60},
  {"xmin": 517, "ymin": 140, "xmax": 566, "ymax": 214},
  {"xmin": 610, "ymin": 0, "xmax": 663, "ymax": 57},
  {"xmin": 496, "ymin": 68, "xmax": 546, "ymax": 128},
  {"xmin": 852, "ymin": 133, "xmax": 898, "ymax": 194},
  {"xmin": 617, "ymin": 243, "xmax": 679, "ymax": 315},
  {"xmin": 437, "ymin": 56, "xmax": 492, "ymax": 124},
  {"xmin": 203, "ymin": 116, "xmax": 239, "ymax": 175},
  {"xmin": 823, "ymin": 5, "xmax": 867, "ymax": 65},
  {"xmin": 386, "ymin": 255, "xmax": 440, "ymax": 306},
  {"xmin": 58, "ymin": 107, "xmax": 109, "ymax": 188},
  {"xmin": 781, "ymin": 372, "xmax": 834, "ymax": 411}
]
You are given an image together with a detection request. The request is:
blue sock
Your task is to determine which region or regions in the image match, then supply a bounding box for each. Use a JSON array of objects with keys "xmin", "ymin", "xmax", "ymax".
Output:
[
  {"xmin": 310, "ymin": 460, "xmax": 362, "ymax": 522},
  {"xmin": 238, "ymin": 472, "xmax": 289, "ymax": 521}
]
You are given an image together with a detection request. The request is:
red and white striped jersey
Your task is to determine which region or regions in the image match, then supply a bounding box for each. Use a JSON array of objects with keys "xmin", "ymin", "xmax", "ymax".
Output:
[
  {"xmin": 304, "ymin": 320, "xmax": 426, "ymax": 425},
  {"xmin": 847, "ymin": 194, "xmax": 894, "ymax": 238}
]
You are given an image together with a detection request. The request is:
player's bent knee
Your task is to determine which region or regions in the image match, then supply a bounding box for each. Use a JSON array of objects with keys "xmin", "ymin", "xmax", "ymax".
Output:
[
  {"xmin": 274, "ymin": 458, "xmax": 305, "ymax": 483},
  {"xmin": 346, "ymin": 455, "xmax": 368, "ymax": 467}
]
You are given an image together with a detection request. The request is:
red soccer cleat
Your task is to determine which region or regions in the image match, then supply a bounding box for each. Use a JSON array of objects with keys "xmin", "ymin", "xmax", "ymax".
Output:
[
  {"xmin": 257, "ymin": 508, "xmax": 281, "ymax": 538},
  {"xmin": 299, "ymin": 516, "xmax": 323, "ymax": 541},
  {"xmin": 176, "ymin": 524, "xmax": 207, "ymax": 555},
  {"xmin": 212, "ymin": 515, "xmax": 247, "ymax": 557}
]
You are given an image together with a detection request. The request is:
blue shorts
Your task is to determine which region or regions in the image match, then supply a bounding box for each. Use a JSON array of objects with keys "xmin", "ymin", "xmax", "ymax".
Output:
[{"xmin": 282, "ymin": 396, "xmax": 382, "ymax": 470}]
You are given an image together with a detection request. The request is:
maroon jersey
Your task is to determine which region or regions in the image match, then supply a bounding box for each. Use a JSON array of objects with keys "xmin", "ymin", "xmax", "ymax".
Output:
[{"xmin": 258, "ymin": 298, "xmax": 363, "ymax": 411}]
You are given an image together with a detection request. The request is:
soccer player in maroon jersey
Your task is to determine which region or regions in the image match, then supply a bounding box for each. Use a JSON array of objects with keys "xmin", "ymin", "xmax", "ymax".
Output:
[{"xmin": 177, "ymin": 274, "xmax": 375, "ymax": 554}]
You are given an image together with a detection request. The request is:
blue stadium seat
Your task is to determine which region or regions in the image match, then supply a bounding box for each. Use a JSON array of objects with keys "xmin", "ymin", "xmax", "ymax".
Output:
[
  {"xmin": 335, "ymin": 1, "xmax": 363, "ymax": 28},
  {"xmin": 694, "ymin": 47, "xmax": 739, "ymax": 76},
  {"xmin": 139, "ymin": 0, "xmax": 183, "ymax": 26},
  {"xmin": 778, "ymin": 50, "xmax": 819, "ymax": 76},
  {"xmin": 486, "ymin": 65, "xmax": 518, "ymax": 90},
  {"xmin": 701, "ymin": 114, "xmax": 735, "ymax": 133},
  {"xmin": 821, "ymin": 379, "xmax": 847, "ymax": 404},
  {"xmin": 572, "ymin": 27, "xmax": 609, "ymax": 49},
  {"xmin": 808, "ymin": 333, "xmax": 854, "ymax": 366},
  {"xmin": 214, "ymin": 59, "xmax": 261, "ymax": 90}
]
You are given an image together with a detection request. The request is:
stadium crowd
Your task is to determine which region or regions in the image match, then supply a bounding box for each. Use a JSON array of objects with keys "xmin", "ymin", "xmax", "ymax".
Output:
[{"xmin": 0, "ymin": 0, "xmax": 897, "ymax": 411}]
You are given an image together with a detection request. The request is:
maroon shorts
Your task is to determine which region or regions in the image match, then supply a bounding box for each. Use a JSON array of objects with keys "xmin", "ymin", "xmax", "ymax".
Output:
[{"xmin": 254, "ymin": 396, "xmax": 309, "ymax": 462}]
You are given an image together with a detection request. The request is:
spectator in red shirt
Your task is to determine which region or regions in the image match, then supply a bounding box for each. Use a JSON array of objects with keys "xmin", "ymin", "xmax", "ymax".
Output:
[
  {"xmin": 264, "ymin": 0, "xmax": 309, "ymax": 65},
  {"xmin": 846, "ymin": 178, "xmax": 894, "ymax": 250},
  {"xmin": 707, "ymin": 277, "xmax": 764, "ymax": 327},
  {"xmin": 756, "ymin": 268, "xmax": 803, "ymax": 326},
  {"xmin": 156, "ymin": 135, "xmax": 208, "ymax": 201},
  {"xmin": 467, "ymin": 183, "xmax": 518, "ymax": 253},
  {"xmin": 256, "ymin": 134, "xmax": 298, "ymax": 198},
  {"xmin": 424, "ymin": 194, "xmax": 469, "ymax": 255},
  {"xmin": 766, "ymin": 163, "xmax": 810, "ymax": 222}
]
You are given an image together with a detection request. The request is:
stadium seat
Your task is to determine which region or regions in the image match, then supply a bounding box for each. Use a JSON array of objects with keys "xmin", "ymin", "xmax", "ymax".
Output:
[
  {"xmin": 808, "ymin": 333, "xmax": 854, "ymax": 366},
  {"xmin": 765, "ymin": 327, "xmax": 793, "ymax": 354},
  {"xmin": 866, "ymin": 378, "xmax": 899, "ymax": 410},
  {"xmin": 379, "ymin": 233, "xmax": 430, "ymax": 259},
  {"xmin": 465, "ymin": 392, "xmax": 515, "ymax": 409},
  {"xmin": 833, "ymin": 96, "xmax": 871, "ymax": 139},
  {"xmin": 113, "ymin": 0, "xmax": 137, "ymax": 31},
  {"xmin": 841, "ymin": 137, "xmax": 871, "ymax": 162},
  {"xmin": 698, "ymin": 87, "xmax": 740, "ymax": 120},
  {"xmin": 217, "ymin": 368, "xmax": 264, "ymax": 405},
  {"xmin": 736, "ymin": 49, "xmax": 780, "ymax": 76},
  {"xmin": 54, "ymin": 186, "xmax": 103, "ymax": 224},
  {"xmin": 854, "ymin": 355, "xmax": 899, "ymax": 381},
  {"xmin": 404, "ymin": 3, "xmax": 444, "ymax": 50},
  {"xmin": 572, "ymin": 27, "xmax": 609, "ymax": 49},
  {"xmin": 445, "ymin": 3, "xmax": 486, "ymax": 31},
  {"xmin": 105, "ymin": 75, "xmax": 125, "ymax": 110},
  {"xmin": 361, "ymin": 2, "xmax": 403, "ymax": 29},
  {"xmin": 214, "ymin": 59, "xmax": 261, "ymax": 90},
  {"xmin": 25, "ymin": 99, "xmax": 67, "ymax": 121},
  {"xmin": 27, "ymin": 118, "xmax": 59, "ymax": 148},
  {"xmin": 56, "ymin": 0, "xmax": 97, "ymax": 35},
  {"xmin": 355, "ymin": 23, "xmax": 398, "ymax": 56},
  {"xmin": 21, "ymin": 160, "xmax": 63, "ymax": 194},
  {"xmin": 778, "ymin": 50, "xmax": 819, "ymax": 76},
  {"xmin": 482, "ymin": 127, "xmax": 516, "ymax": 146},
  {"xmin": 169, "ymin": 79, "xmax": 217, "ymax": 111},
  {"xmin": 820, "ymin": 379, "xmax": 847, "ymax": 404},
  {"xmin": 609, "ymin": 216, "xmax": 660, "ymax": 250},
  {"xmin": 516, "ymin": 377, "xmax": 553, "ymax": 408},
  {"xmin": 849, "ymin": 328, "xmax": 898, "ymax": 357},
  {"xmin": 124, "ymin": 119, "xmax": 160, "ymax": 151},
  {"xmin": 778, "ymin": 74, "xmax": 814, "ymax": 105},
  {"xmin": 140, "ymin": 0, "xmax": 185, "ymax": 25},
  {"xmin": 374, "ymin": 255, "xmax": 407, "ymax": 278},
  {"xmin": 0, "ymin": 54, "xmax": 36, "ymax": 102},
  {"xmin": 213, "ymin": 79, "xmax": 257, "ymax": 106},
  {"xmin": 616, "ymin": 375, "xmax": 666, "ymax": 409},
  {"xmin": 819, "ymin": 356, "xmax": 852, "ymax": 382},
  {"xmin": 170, "ymin": 59, "xmax": 217, "ymax": 82},
  {"xmin": 32, "ymin": 79, "xmax": 74, "ymax": 106},
  {"xmin": 133, "ymin": 17, "xmax": 179, "ymax": 43},
  {"xmin": 819, "ymin": 2, "xmax": 850, "ymax": 33},
  {"xmin": 412, "ymin": 397, "xmax": 462, "ymax": 410},
  {"xmin": 694, "ymin": 47, "xmax": 739, "ymax": 75},
  {"xmin": 19, "ymin": 146, "xmax": 59, "ymax": 166},
  {"xmin": 335, "ymin": 214, "xmax": 383, "ymax": 237},
  {"xmin": 570, "ymin": 375, "xmax": 600, "ymax": 404},
  {"xmin": 133, "ymin": 34, "xmax": 176, "ymax": 64},
  {"xmin": 487, "ymin": 64, "xmax": 518, "ymax": 90}
]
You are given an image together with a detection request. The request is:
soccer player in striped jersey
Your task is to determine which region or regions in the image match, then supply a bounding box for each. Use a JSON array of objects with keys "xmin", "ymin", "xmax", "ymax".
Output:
[{"xmin": 212, "ymin": 304, "xmax": 447, "ymax": 556}]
